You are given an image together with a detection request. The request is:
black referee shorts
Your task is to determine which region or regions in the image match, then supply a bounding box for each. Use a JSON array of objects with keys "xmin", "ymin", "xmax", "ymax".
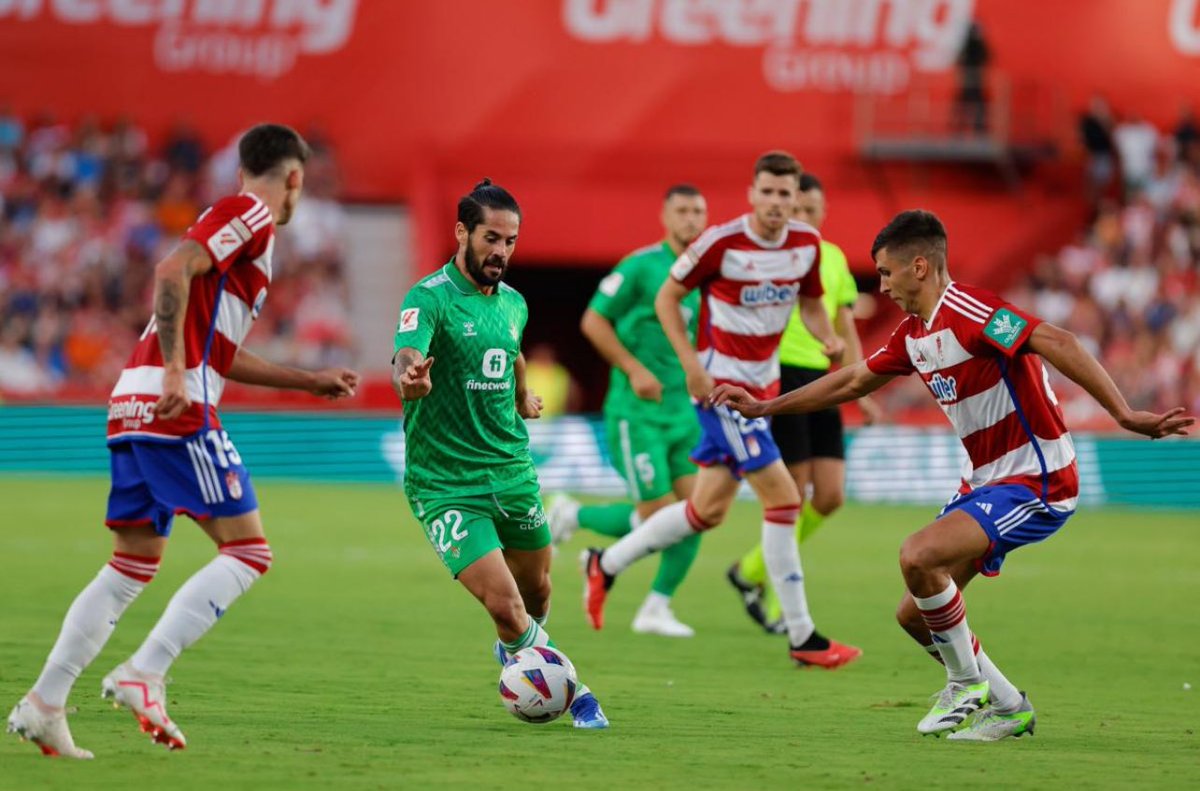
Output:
[{"xmin": 770, "ymin": 364, "xmax": 845, "ymax": 464}]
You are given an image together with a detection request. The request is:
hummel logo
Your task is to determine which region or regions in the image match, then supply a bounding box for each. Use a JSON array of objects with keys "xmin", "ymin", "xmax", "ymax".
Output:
[
  {"xmin": 976, "ymin": 502, "xmax": 993, "ymax": 515},
  {"xmin": 209, "ymin": 600, "xmax": 226, "ymax": 619},
  {"xmin": 463, "ymin": 321, "xmax": 476, "ymax": 337}
]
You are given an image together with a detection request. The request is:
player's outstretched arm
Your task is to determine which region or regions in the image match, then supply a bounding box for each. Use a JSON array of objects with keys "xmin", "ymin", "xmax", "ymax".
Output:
[
  {"xmin": 1028, "ymin": 323, "xmax": 1194, "ymax": 438},
  {"xmin": 711, "ymin": 362, "xmax": 892, "ymax": 418},
  {"xmin": 392, "ymin": 347, "xmax": 434, "ymax": 402},
  {"xmin": 152, "ymin": 240, "xmax": 214, "ymax": 420},
  {"xmin": 227, "ymin": 348, "xmax": 358, "ymax": 399},
  {"xmin": 655, "ymin": 278, "xmax": 712, "ymax": 400},
  {"xmin": 581, "ymin": 308, "xmax": 662, "ymax": 402}
]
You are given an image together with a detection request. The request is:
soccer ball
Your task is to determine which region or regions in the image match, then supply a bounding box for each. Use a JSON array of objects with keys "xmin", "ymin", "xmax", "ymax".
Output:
[{"xmin": 498, "ymin": 646, "xmax": 578, "ymax": 724}]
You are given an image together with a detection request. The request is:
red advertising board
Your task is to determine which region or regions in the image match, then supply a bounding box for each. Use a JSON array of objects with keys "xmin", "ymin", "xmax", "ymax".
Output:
[{"xmin": 1, "ymin": 1, "xmax": 1197, "ymax": 264}]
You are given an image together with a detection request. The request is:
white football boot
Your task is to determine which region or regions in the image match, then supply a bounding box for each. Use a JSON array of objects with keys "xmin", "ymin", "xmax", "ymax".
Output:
[
  {"xmin": 7, "ymin": 693, "xmax": 94, "ymax": 759},
  {"xmin": 917, "ymin": 680, "xmax": 990, "ymax": 736},
  {"xmin": 547, "ymin": 494, "xmax": 581, "ymax": 546},
  {"xmin": 631, "ymin": 596, "xmax": 695, "ymax": 638},
  {"xmin": 101, "ymin": 662, "xmax": 187, "ymax": 750}
]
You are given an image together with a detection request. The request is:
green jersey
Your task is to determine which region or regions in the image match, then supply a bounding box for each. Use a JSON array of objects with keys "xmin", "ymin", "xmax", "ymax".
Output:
[
  {"xmin": 778, "ymin": 240, "xmax": 858, "ymax": 370},
  {"xmin": 587, "ymin": 241, "xmax": 700, "ymax": 423},
  {"xmin": 393, "ymin": 261, "xmax": 536, "ymax": 498}
]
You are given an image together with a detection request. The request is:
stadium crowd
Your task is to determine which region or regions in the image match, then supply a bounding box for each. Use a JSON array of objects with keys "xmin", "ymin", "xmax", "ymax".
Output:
[
  {"xmin": 1008, "ymin": 103, "xmax": 1200, "ymax": 423},
  {"xmin": 0, "ymin": 110, "xmax": 355, "ymax": 396}
]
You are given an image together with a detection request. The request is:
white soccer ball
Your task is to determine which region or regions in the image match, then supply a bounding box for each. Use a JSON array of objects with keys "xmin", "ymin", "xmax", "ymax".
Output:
[{"xmin": 498, "ymin": 646, "xmax": 579, "ymax": 724}]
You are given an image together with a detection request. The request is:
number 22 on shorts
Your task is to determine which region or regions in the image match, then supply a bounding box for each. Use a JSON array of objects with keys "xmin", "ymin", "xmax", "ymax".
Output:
[{"xmin": 429, "ymin": 509, "xmax": 469, "ymax": 556}]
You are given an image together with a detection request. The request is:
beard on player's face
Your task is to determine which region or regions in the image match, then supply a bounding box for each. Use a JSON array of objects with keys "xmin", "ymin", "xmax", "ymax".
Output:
[{"xmin": 465, "ymin": 242, "xmax": 508, "ymax": 286}]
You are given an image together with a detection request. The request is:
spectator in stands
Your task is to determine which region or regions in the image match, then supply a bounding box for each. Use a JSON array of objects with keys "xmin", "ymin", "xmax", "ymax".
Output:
[
  {"xmin": 1079, "ymin": 96, "xmax": 1117, "ymax": 205},
  {"xmin": 1113, "ymin": 113, "xmax": 1160, "ymax": 194},
  {"xmin": 954, "ymin": 20, "xmax": 990, "ymax": 134},
  {"xmin": 1174, "ymin": 103, "xmax": 1198, "ymax": 163}
]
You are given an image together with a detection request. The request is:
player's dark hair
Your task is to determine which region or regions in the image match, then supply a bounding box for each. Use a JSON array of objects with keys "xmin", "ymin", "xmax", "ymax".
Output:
[
  {"xmin": 753, "ymin": 150, "xmax": 802, "ymax": 185},
  {"xmin": 458, "ymin": 178, "xmax": 521, "ymax": 233},
  {"xmin": 870, "ymin": 210, "xmax": 948, "ymax": 268},
  {"xmin": 238, "ymin": 124, "xmax": 310, "ymax": 177},
  {"xmin": 799, "ymin": 173, "xmax": 823, "ymax": 193},
  {"xmin": 664, "ymin": 183, "xmax": 702, "ymax": 201}
]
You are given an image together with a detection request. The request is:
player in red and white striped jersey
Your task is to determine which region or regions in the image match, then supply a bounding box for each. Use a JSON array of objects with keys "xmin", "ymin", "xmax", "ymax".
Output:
[
  {"xmin": 713, "ymin": 210, "xmax": 1193, "ymax": 739},
  {"xmin": 8, "ymin": 125, "xmax": 359, "ymax": 759},
  {"xmin": 584, "ymin": 152, "xmax": 863, "ymax": 669}
]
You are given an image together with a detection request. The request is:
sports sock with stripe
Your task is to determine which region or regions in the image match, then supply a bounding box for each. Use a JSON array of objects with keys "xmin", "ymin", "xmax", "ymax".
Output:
[
  {"xmin": 915, "ymin": 581, "xmax": 982, "ymax": 683},
  {"xmin": 130, "ymin": 539, "xmax": 272, "ymax": 678},
  {"xmin": 31, "ymin": 556, "xmax": 159, "ymax": 708}
]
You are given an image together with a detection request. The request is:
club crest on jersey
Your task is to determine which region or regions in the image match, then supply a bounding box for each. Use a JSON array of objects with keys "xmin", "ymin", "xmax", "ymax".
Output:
[
  {"xmin": 928, "ymin": 373, "xmax": 958, "ymax": 404},
  {"xmin": 739, "ymin": 282, "xmax": 798, "ymax": 306},
  {"xmin": 225, "ymin": 471, "xmax": 243, "ymax": 500},
  {"xmin": 463, "ymin": 321, "xmax": 476, "ymax": 337},
  {"xmin": 985, "ymin": 308, "xmax": 1027, "ymax": 349}
]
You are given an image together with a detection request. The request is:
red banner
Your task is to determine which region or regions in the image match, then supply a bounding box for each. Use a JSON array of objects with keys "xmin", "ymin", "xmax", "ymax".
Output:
[{"xmin": 1, "ymin": 1, "xmax": 1197, "ymax": 263}]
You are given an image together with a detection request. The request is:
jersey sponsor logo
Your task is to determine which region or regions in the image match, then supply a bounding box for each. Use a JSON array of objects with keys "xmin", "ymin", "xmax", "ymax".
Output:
[
  {"xmin": 739, "ymin": 282, "xmax": 798, "ymax": 306},
  {"xmin": 518, "ymin": 505, "xmax": 548, "ymax": 531},
  {"xmin": 482, "ymin": 348, "xmax": 508, "ymax": 378},
  {"xmin": 928, "ymin": 373, "xmax": 958, "ymax": 403},
  {"xmin": 985, "ymin": 308, "xmax": 1027, "ymax": 349},
  {"xmin": 206, "ymin": 222, "xmax": 245, "ymax": 262},
  {"xmin": 108, "ymin": 398, "xmax": 157, "ymax": 427},
  {"xmin": 465, "ymin": 379, "xmax": 513, "ymax": 391},
  {"xmin": 398, "ymin": 308, "xmax": 420, "ymax": 333},
  {"xmin": 598, "ymin": 272, "xmax": 624, "ymax": 297}
]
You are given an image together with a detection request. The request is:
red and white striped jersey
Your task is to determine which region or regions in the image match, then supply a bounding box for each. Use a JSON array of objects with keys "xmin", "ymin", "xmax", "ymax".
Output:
[
  {"xmin": 107, "ymin": 192, "xmax": 275, "ymax": 442},
  {"xmin": 670, "ymin": 215, "xmax": 823, "ymax": 400},
  {"xmin": 866, "ymin": 282, "xmax": 1078, "ymax": 511}
]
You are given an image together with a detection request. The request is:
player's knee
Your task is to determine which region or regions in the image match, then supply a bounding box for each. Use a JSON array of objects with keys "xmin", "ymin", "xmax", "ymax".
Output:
[
  {"xmin": 688, "ymin": 499, "xmax": 726, "ymax": 528},
  {"xmin": 898, "ymin": 534, "xmax": 937, "ymax": 577},
  {"xmin": 811, "ymin": 489, "xmax": 844, "ymax": 515}
]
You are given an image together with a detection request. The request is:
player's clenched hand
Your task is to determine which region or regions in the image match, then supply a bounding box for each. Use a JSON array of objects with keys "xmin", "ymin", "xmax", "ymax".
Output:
[
  {"xmin": 822, "ymin": 336, "xmax": 846, "ymax": 364},
  {"xmin": 399, "ymin": 356, "xmax": 435, "ymax": 401},
  {"xmin": 629, "ymin": 366, "xmax": 663, "ymax": 402},
  {"xmin": 517, "ymin": 390, "xmax": 544, "ymax": 419},
  {"xmin": 709, "ymin": 384, "xmax": 766, "ymax": 418},
  {"xmin": 686, "ymin": 369, "xmax": 715, "ymax": 402},
  {"xmin": 156, "ymin": 367, "xmax": 191, "ymax": 421},
  {"xmin": 311, "ymin": 368, "xmax": 360, "ymax": 400},
  {"xmin": 1118, "ymin": 406, "xmax": 1194, "ymax": 439}
]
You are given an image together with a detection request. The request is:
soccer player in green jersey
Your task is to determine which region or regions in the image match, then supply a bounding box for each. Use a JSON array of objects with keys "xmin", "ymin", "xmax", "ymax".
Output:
[
  {"xmin": 548, "ymin": 185, "xmax": 708, "ymax": 638},
  {"xmin": 728, "ymin": 173, "xmax": 882, "ymax": 633},
  {"xmin": 391, "ymin": 179, "xmax": 608, "ymax": 729}
]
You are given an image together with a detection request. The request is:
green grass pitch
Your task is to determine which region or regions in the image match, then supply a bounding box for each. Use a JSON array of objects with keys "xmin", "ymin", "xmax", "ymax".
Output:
[{"xmin": 1, "ymin": 477, "xmax": 1197, "ymax": 789}]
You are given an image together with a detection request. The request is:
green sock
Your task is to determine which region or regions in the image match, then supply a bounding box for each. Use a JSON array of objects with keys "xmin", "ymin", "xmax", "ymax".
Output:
[
  {"xmin": 577, "ymin": 503, "xmax": 636, "ymax": 538},
  {"xmin": 501, "ymin": 619, "xmax": 556, "ymax": 653},
  {"xmin": 738, "ymin": 542, "xmax": 768, "ymax": 587},
  {"xmin": 798, "ymin": 502, "xmax": 827, "ymax": 543},
  {"xmin": 650, "ymin": 532, "xmax": 701, "ymax": 597}
]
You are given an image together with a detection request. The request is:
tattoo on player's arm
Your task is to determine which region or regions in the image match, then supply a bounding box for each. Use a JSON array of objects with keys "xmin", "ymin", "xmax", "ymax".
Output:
[{"xmin": 155, "ymin": 280, "xmax": 183, "ymax": 364}]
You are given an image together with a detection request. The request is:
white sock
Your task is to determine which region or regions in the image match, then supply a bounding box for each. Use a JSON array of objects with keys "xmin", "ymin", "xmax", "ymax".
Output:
[
  {"xmin": 976, "ymin": 645, "xmax": 1022, "ymax": 712},
  {"xmin": 130, "ymin": 540, "xmax": 271, "ymax": 677},
  {"xmin": 638, "ymin": 591, "xmax": 671, "ymax": 614},
  {"xmin": 761, "ymin": 505, "xmax": 814, "ymax": 645},
  {"xmin": 600, "ymin": 501, "xmax": 709, "ymax": 575},
  {"xmin": 32, "ymin": 556, "xmax": 158, "ymax": 708},
  {"xmin": 628, "ymin": 511, "xmax": 643, "ymax": 531},
  {"xmin": 915, "ymin": 581, "xmax": 981, "ymax": 683}
]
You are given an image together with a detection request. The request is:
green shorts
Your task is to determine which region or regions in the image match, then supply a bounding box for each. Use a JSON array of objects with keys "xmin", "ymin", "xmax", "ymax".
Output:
[
  {"xmin": 406, "ymin": 478, "xmax": 551, "ymax": 577},
  {"xmin": 604, "ymin": 412, "xmax": 700, "ymax": 502}
]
